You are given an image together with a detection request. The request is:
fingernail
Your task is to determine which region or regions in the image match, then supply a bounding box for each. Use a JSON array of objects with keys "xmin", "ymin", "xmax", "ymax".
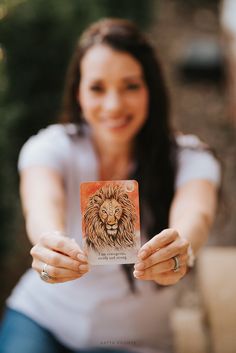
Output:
[
  {"xmin": 134, "ymin": 262, "xmax": 145, "ymax": 270},
  {"xmin": 77, "ymin": 254, "xmax": 88, "ymax": 263},
  {"xmin": 133, "ymin": 270, "xmax": 144, "ymax": 278},
  {"xmin": 138, "ymin": 250, "xmax": 147, "ymax": 260},
  {"xmin": 79, "ymin": 264, "xmax": 89, "ymax": 272}
]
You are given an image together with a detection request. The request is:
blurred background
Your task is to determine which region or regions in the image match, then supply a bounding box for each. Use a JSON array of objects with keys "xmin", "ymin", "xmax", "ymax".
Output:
[{"xmin": 0, "ymin": 0, "xmax": 235, "ymax": 352}]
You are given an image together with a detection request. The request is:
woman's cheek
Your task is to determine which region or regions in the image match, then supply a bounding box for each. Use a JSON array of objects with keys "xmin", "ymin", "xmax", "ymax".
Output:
[
  {"xmin": 82, "ymin": 100, "xmax": 101, "ymax": 120},
  {"xmin": 128, "ymin": 90, "xmax": 148, "ymax": 114}
]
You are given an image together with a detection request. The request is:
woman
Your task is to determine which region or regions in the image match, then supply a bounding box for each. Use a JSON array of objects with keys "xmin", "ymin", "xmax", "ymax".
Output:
[{"xmin": 0, "ymin": 18, "xmax": 220, "ymax": 353}]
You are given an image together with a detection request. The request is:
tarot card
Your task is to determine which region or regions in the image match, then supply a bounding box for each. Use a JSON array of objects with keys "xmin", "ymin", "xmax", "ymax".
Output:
[{"xmin": 80, "ymin": 180, "xmax": 141, "ymax": 265}]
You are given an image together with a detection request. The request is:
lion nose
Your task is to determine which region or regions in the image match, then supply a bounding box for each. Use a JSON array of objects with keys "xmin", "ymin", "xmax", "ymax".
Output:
[{"xmin": 107, "ymin": 215, "xmax": 116, "ymax": 225}]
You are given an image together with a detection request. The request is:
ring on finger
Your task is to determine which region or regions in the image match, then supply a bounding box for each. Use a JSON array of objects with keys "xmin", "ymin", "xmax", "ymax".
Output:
[
  {"xmin": 40, "ymin": 263, "xmax": 54, "ymax": 282},
  {"xmin": 173, "ymin": 255, "xmax": 180, "ymax": 272}
]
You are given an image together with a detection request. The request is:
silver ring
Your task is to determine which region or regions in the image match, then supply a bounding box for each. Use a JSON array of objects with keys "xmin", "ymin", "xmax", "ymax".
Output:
[
  {"xmin": 173, "ymin": 256, "xmax": 180, "ymax": 272},
  {"xmin": 40, "ymin": 263, "xmax": 52, "ymax": 282}
]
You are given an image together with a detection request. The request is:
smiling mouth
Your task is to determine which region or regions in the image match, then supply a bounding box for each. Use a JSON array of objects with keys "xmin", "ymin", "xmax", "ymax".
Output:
[{"xmin": 102, "ymin": 116, "xmax": 131, "ymax": 129}]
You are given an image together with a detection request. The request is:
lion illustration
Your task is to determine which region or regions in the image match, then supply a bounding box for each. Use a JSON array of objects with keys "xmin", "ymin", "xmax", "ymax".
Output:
[{"xmin": 84, "ymin": 184, "xmax": 136, "ymax": 252}]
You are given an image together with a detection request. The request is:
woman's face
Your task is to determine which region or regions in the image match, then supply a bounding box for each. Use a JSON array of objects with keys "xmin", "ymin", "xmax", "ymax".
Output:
[{"xmin": 78, "ymin": 45, "xmax": 149, "ymax": 145}]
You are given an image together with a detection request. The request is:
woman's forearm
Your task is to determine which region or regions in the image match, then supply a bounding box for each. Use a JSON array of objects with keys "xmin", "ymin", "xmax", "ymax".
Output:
[
  {"xmin": 20, "ymin": 167, "xmax": 66, "ymax": 245},
  {"xmin": 20, "ymin": 167, "xmax": 89, "ymax": 283},
  {"xmin": 169, "ymin": 211, "xmax": 212, "ymax": 255},
  {"xmin": 134, "ymin": 180, "xmax": 218, "ymax": 285},
  {"xmin": 169, "ymin": 180, "xmax": 218, "ymax": 256},
  {"xmin": 25, "ymin": 207, "xmax": 65, "ymax": 245}
]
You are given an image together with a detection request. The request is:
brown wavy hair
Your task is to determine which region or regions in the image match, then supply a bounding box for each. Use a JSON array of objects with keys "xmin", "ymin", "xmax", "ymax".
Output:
[{"xmin": 59, "ymin": 18, "xmax": 177, "ymax": 290}]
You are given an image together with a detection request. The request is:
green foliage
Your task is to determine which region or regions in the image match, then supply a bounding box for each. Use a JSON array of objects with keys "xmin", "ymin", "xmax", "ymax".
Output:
[{"xmin": 0, "ymin": 0, "xmax": 153, "ymax": 258}]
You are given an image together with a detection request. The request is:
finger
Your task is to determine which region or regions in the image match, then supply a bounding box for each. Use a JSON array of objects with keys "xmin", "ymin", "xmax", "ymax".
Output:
[
  {"xmin": 31, "ymin": 246, "xmax": 86, "ymax": 272},
  {"xmin": 39, "ymin": 274, "xmax": 84, "ymax": 284},
  {"xmin": 39, "ymin": 234, "xmax": 86, "ymax": 261},
  {"xmin": 138, "ymin": 229, "xmax": 178, "ymax": 260},
  {"xmin": 150, "ymin": 237, "xmax": 188, "ymax": 263},
  {"xmin": 77, "ymin": 253, "xmax": 88, "ymax": 263},
  {"xmin": 134, "ymin": 253, "xmax": 188, "ymax": 273},
  {"xmin": 33, "ymin": 260, "xmax": 89, "ymax": 279},
  {"xmin": 135, "ymin": 241, "xmax": 188, "ymax": 271},
  {"xmin": 49, "ymin": 277, "xmax": 81, "ymax": 284},
  {"xmin": 134, "ymin": 264, "xmax": 187, "ymax": 283},
  {"xmin": 152, "ymin": 269, "xmax": 187, "ymax": 285}
]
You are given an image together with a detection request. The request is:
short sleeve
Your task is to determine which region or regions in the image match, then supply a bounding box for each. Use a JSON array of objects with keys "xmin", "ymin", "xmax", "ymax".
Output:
[
  {"xmin": 18, "ymin": 124, "xmax": 71, "ymax": 175},
  {"xmin": 175, "ymin": 134, "xmax": 221, "ymax": 189}
]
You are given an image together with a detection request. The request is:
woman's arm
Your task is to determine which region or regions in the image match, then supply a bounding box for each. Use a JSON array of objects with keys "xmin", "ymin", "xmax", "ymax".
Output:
[
  {"xmin": 169, "ymin": 179, "xmax": 217, "ymax": 255},
  {"xmin": 20, "ymin": 166, "xmax": 89, "ymax": 283},
  {"xmin": 134, "ymin": 180, "xmax": 218, "ymax": 285},
  {"xmin": 20, "ymin": 166, "xmax": 66, "ymax": 244}
]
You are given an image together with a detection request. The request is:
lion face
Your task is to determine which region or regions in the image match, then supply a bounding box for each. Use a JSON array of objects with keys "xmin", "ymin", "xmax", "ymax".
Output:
[
  {"xmin": 99, "ymin": 198, "xmax": 123, "ymax": 237},
  {"xmin": 84, "ymin": 184, "xmax": 136, "ymax": 252}
]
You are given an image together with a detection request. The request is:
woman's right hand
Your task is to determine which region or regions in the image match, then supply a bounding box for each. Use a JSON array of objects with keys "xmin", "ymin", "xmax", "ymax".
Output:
[{"xmin": 30, "ymin": 231, "xmax": 89, "ymax": 283}]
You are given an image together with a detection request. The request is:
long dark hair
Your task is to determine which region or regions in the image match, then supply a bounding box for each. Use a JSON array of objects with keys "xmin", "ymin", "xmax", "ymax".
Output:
[{"xmin": 60, "ymin": 18, "xmax": 177, "ymax": 290}]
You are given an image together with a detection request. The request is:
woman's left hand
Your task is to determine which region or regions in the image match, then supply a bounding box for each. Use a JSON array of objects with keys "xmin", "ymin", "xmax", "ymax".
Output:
[{"xmin": 134, "ymin": 229, "xmax": 189, "ymax": 285}]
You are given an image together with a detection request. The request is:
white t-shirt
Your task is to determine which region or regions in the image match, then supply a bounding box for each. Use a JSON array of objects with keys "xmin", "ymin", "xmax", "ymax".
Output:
[
  {"xmin": 7, "ymin": 124, "xmax": 221, "ymax": 353},
  {"xmin": 221, "ymin": 0, "xmax": 236, "ymax": 34}
]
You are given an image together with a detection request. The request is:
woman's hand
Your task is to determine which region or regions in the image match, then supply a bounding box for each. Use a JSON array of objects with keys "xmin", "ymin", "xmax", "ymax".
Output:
[
  {"xmin": 30, "ymin": 231, "xmax": 89, "ymax": 283},
  {"xmin": 134, "ymin": 229, "xmax": 189, "ymax": 286}
]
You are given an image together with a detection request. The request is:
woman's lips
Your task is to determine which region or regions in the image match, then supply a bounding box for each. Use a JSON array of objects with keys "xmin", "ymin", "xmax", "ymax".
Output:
[{"xmin": 101, "ymin": 116, "xmax": 131, "ymax": 129}]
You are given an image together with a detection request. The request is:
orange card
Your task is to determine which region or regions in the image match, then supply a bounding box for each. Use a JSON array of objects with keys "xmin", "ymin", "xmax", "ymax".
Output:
[{"xmin": 80, "ymin": 180, "xmax": 141, "ymax": 265}]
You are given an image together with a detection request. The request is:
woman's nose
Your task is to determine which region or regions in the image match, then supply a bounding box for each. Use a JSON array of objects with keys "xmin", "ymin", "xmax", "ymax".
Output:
[{"xmin": 103, "ymin": 90, "xmax": 122, "ymax": 112}]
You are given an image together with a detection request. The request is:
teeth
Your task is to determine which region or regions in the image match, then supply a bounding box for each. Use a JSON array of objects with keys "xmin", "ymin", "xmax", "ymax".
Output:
[{"xmin": 103, "ymin": 117, "xmax": 129, "ymax": 128}]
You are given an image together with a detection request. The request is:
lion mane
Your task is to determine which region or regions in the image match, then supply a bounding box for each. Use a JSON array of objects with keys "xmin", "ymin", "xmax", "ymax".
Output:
[{"xmin": 84, "ymin": 184, "xmax": 136, "ymax": 252}]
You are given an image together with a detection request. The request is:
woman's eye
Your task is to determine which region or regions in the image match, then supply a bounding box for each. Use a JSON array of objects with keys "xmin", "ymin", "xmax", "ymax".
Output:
[
  {"xmin": 89, "ymin": 85, "xmax": 104, "ymax": 93},
  {"xmin": 102, "ymin": 209, "xmax": 107, "ymax": 214},
  {"xmin": 126, "ymin": 83, "xmax": 141, "ymax": 90}
]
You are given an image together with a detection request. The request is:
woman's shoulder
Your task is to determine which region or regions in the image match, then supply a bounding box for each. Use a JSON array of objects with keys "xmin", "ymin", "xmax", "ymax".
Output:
[
  {"xmin": 18, "ymin": 124, "xmax": 80, "ymax": 174},
  {"xmin": 32, "ymin": 123, "xmax": 79, "ymax": 140},
  {"xmin": 174, "ymin": 133, "xmax": 221, "ymax": 189},
  {"xmin": 20, "ymin": 123, "xmax": 82, "ymax": 153},
  {"xmin": 175, "ymin": 133, "xmax": 208, "ymax": 150}
]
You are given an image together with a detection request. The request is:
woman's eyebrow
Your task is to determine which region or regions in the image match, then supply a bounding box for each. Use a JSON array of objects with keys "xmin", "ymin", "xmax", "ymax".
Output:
[
  {"xmin": 122, "ymin": 75, "xmax": 144, "ymax": 81},
  {"xmin": 87, "ymin": 78, "xmax": 103, "ymax": 83}
]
